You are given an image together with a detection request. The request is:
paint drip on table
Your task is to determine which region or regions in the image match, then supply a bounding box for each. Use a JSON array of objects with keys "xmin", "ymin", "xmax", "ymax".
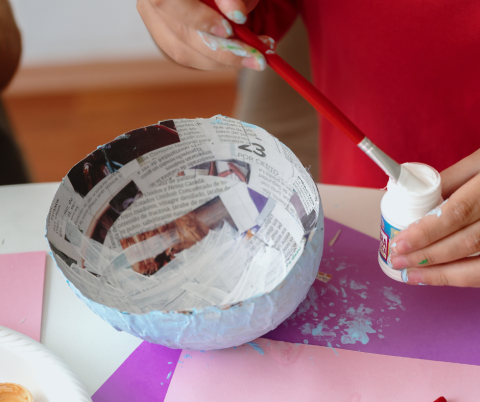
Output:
[{"xmin": 264, "ymin": 219, "xmax": 408, "ymax": 355}]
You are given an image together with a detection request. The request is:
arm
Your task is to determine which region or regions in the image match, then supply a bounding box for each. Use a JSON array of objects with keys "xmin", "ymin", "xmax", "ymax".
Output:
[
  {"xmin": 0, "ymin": 0, "xmax": 21, "ymax": 91},
  {"xmin": 136, "ymin": 0, "xmax": 296, "ymax": 71}
]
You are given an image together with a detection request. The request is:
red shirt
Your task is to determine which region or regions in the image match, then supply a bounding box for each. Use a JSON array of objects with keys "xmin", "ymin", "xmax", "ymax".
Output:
[{"xmin": 248, "ymin": 1, "xmax": 480, "ymax": 188}]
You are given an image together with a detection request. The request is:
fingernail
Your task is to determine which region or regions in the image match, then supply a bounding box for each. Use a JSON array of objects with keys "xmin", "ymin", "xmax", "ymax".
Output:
[
  {"xmin": 222, "ymin": 19, "xmax": 233, "ymax": 36},
  {"xmin": 210, "ymin": 19, "xmax": 233, "ymax": 37},
  {"xmin": 405, "ymin": 269, "xmax": 425, "ymax": 285},
  {"xmin": 391, "ymin": 255, "xmax": 409, "ymax": 269},
  {"xmin": 198, "ymin": 31, "xmax": 248, "ymax": 56},
  {"xmin": 401, "ymin": 269, "xmax": 409, "ymax": 283},
  {"xmin": 241, "ymin": 56, "xmax": 264, "ymax": 71},
  {"xmin": 210, "ymin": 20, "xmax": 232, "ymax": 38},
  {"xmin": 391, "ymin": 240, "xmax": 411, "ymax": 254},
  {"xmin": 227, "ymin": 10, "xmax": 247, "ymax": 24}
]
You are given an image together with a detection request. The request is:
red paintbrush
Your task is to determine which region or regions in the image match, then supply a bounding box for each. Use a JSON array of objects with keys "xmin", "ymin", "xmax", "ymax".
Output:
[{"xmin": 200, "ymin": 0, "xmax": 422, "ymax": 187}]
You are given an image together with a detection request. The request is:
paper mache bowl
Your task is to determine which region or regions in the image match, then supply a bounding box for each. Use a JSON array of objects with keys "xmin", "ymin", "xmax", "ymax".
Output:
[{"xmin": 46, "ymin": 115, "xmax": 324, "ymax": 350}]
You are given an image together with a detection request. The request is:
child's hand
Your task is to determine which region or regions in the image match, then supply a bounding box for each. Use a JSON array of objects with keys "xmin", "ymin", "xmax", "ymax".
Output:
[
  {"xmin": 391, "ymin": 149, "xmax": 480, "ymax": 287},
  {"xmin": 136, "ymin": 0, "xmax": 269, "ymax": 71}
]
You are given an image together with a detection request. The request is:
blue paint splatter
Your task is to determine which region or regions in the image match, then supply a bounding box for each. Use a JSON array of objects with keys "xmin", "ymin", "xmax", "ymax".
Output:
[
  {"xmin": 311, "ymin": 322, "xmax": 323, "ymax": 337},
  {"xmin": 328, "ymin": 284, "xmax": 340, "ymax": 295},
  {"xmin": 246, "ymin": 342, "xmax": 265, "ymax": 355},
  {"xmin": 355, "ymin": 291, "xmax": 367, "ymax": 299},
  {"xmin": 184, "ymin": 354, "xmax": 192, "ymax": 359},
  {"xmin": 301, "ymin": 323, "xmax": 312, "ymax": 335},
  {"xmin": 341, "ymin": 287, "xmax": 348, "ymax": 298},
  {"xmin": 167, "ymin": 372, "xmax": 172, "ymax": 380},
  {"xmin": 304, "ymin": 339, "xmax": 309, "ymax": 344},
  {"xmin": 382, "ymin": 287, "xmax": 405, "ymax": 311},
  {"xmin": 168, "ymin": 362, "xmax": 172, "ymax": 364},
  {"xmin": 350, "ymin": 280, "xmax": 367, "ymax": 290},
  {"xmin": 338, "ymin": 305, "xmax": 376, "ymax": 345},
  {"xmin": 327, "ymin": 342, "xmax": 339, "ymax": 356},
  {"xmin": 178, "ymin": 361, "xmax": 184, "ymax": 364},
  {"xmin": 241, "ymin": 122, "xmax": 259, "ymax": 129},
  {"xmin": 336, "ymin": 262, "xmax": 347, "ymax": 271}
]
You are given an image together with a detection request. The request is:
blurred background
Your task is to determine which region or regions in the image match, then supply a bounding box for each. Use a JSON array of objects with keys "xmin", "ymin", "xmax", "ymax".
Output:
[{"xmin": 3, "ymin": 0, "xmax": 318, "ymax": 184}]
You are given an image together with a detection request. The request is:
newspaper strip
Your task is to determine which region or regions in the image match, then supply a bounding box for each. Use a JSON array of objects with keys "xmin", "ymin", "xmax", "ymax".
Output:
[{"xmin": 47, "ymin": 116, "xmax": 320, "ymax": 313}]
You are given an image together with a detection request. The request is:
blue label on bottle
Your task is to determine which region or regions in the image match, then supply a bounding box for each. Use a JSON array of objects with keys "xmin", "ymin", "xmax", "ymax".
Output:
[{"xmin": 379, "ymin": 214, "xmax": 401, "ymax": 266}]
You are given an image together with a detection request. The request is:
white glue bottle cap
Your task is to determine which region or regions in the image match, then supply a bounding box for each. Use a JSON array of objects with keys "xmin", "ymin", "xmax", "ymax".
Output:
[{"xmin": 378, "ymin": 163, "xmax": 442, "ymax": 282}]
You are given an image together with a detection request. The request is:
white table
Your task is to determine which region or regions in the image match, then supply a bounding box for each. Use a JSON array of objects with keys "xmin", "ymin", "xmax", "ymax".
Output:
[{"xmin": 0, "ymin": 182, "xmax": 384, "ymax": 396}]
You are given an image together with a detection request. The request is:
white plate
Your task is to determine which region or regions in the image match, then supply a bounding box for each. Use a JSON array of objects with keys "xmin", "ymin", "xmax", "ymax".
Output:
[{"xmin": 0, "ymin": 326, "xmax": 91, "ymax": 402}]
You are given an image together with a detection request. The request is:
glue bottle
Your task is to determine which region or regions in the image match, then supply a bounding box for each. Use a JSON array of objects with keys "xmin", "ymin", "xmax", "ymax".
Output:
[{"xmin": 378, "ymin": 163, "xmax": 442, "ymax": 282}]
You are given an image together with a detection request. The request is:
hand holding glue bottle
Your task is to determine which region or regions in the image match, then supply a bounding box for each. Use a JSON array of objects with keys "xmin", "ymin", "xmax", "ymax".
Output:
[
  {"xmin": 136, "ymin": 0, "xmax": 480, "ymax": 287},
  {"xmin": 388, "ymin": 149, "xmax": 480, "ymax": 287}
]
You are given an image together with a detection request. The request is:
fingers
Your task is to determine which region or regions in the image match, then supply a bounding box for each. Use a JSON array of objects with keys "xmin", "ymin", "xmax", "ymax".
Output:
[
  {"xmin": 391, "ymin": 172, "xmax": 480, "ymax": 255},
  {"xmin": 137, "ymin": 0, "xmax": 266, "ymax": 71},
  {"xmin": 138, "ymin": 2, "xmax": 224, "ymax": 70},
  {"xmin": 215, "ymin": 0, "xmax": 252, "ymax": 24},
  {"xmin": 400, "ymin": 255, "xmax": 480, "ymax": 287},
  {"xmin": 441, "ymin": 148, "xmax": 480, "ymax": 199},
  {"xmin": 196, "ymin": 31, "xmax": 266, "ymax": 70},
  {"xmin": 141, "ymin": 0, "xmax": 233, "ymax": 38},
  {"xmin": 138, "ymin": 0, "xmax": 265, "ymax": 70},
  {"xmin": 391, "ymin": 219, "xmax": 480, "ymax": 269}
]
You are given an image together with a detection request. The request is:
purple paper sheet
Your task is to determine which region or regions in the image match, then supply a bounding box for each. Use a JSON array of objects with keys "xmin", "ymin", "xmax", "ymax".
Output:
[
  {"xmin": 266, "ymin": 218, "xmax": 480, "ymax": 366},
  {"xmin": 92, "ymin": 342, "xmax": 181, "ymax": 402},
  {"xmin": 93, "ymin": 217, "xmax": 480, "ymax": 401}
]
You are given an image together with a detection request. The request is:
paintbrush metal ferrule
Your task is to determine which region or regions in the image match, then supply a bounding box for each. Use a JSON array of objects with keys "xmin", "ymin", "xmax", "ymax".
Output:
[{"xmin": 357, "ymin": 137, "xmax": 401, "ymax": 181}]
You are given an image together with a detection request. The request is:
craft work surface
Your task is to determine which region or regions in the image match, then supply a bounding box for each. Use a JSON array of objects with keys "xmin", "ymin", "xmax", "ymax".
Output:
[
  {"xmin": 166, "ymin": 338, "xmax": 480, "ymax": 402},
  {"xmin": 0, "ymin": 325, "xmax": 91, "ymax": 402},
  {"xmin": 4, "ymin": 181, "xmax": 479, "ymax": 400},
  {"xmin": 0, "ymin": 251, "xmax": 46, "ymax": 342},
  {"xmin": 0, "ymin": 181, "xmax": 373, "ymax": 394},
  {"xmin": 92, "ymin": 216, "xmax": 480, "ymax": 401}
]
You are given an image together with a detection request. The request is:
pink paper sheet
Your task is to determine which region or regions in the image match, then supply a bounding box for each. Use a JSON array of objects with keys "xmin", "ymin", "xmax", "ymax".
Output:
[
  {"xmin": 0, "ymin": 251, "xmax": 46, "ymax": 341},
  {"xmin": 166, "ymin": 338, "xmax": 480, "ymax": 402}
]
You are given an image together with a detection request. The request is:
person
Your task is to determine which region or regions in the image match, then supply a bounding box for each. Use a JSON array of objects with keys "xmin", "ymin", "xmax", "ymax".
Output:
[
  {"xmin": 135, "ymin": 0, "xmax": 480, "ymax": 287},
  {"xmin": 234, "ymin": 17, "xmax": 319, "ymax": 182},
  {"xmin": 0, "ymin": 0, "xmax": 29, "ymax": 185}
]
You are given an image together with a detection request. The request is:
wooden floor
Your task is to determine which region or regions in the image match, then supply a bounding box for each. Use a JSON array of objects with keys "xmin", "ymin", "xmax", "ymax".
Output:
[{"xmin": 4, "ymin": 83, "xmax": 238, "ymax": 183}]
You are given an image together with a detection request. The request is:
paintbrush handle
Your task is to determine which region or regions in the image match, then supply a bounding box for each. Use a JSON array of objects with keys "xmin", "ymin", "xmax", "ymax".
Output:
[
  {"xmin": 201, "ymin": 0, "xmax": 402, "ymax": 180},
  {"xmin": 200, "ymin": 0, "xmax": 366, "ymax": 145}
]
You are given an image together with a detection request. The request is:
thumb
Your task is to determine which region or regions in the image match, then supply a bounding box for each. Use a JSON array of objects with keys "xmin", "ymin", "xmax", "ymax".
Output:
[{"xmin": 215, "ymin": 0, "xmax": 260, "ymax": 24}]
